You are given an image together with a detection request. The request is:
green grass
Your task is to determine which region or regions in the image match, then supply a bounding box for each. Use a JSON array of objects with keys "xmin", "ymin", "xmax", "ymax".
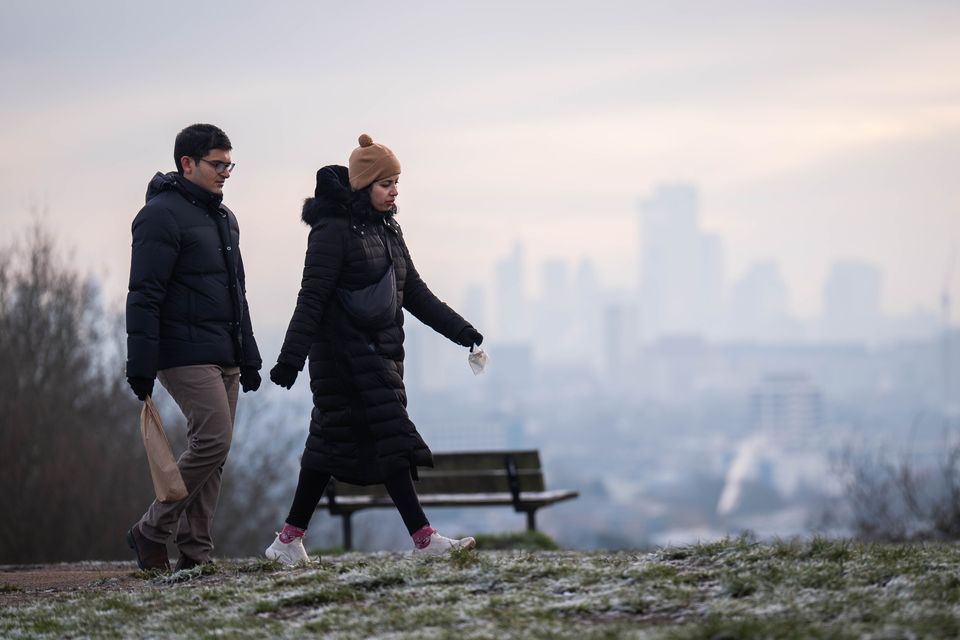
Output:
[
  {"xmin": 2, "ymin": 538, "xmax": 960, "ymax": 638},
  {"xmin": 473, "ymin": 529, "xmax": 560, "ymax": 551}
]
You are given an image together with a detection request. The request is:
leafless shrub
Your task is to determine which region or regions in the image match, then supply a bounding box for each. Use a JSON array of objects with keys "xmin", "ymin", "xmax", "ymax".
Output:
[
  {"xmin": 0, "ymin": 223, "xmax": 325, "ymax": 562},
  {"xmin": 0, "ymin": 224, "xmax": 150, "ymax": 563},
  {"xmin": 833, "ymin": 430, "xmax": 960, "ymax": 541}
]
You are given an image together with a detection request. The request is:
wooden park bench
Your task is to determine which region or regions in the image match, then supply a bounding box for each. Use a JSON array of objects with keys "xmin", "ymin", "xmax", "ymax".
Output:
[{"xmin": 319, "ymin": 449, "xmax": 579, "ymax": 550}]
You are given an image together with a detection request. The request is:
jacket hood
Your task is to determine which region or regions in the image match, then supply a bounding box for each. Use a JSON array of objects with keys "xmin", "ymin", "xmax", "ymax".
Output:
[
  {"xmin": 301, "ymin": 165, "xmax": 351, "ymax": 226},
  {"xmin": 145, "ymin": 171, "xmax": 179, "ymax": 203},
  {"xmin": 300, "ymin": 164, "xmax": 398, "ymax": 227},
  {"xmin": 145, "ymin": 171, "xmax": 223, "ymax": 211}
]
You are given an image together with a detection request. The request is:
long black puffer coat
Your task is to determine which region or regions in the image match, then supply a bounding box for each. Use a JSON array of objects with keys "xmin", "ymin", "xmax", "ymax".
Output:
[
  {"xmin": 277, "ymin": 166, "xmax": 471, "ymax": 485},
  {"xmin": 126, "ymin": 172, "xmax": 261, "ymax": 379}
]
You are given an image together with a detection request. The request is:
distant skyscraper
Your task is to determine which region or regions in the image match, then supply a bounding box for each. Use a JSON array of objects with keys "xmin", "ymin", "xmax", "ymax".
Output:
[
  {"xmin": 536, "ymin": 258, "xmax": 572, "ymax": 358},
  {"xmin": 575, "ymin": 258, "xmax": 599, "ymax": 298},
  {"xmin": 494, "ymin": 242, "xmax": 528, "ymax": 341},
  {"xmin": 487, "ymin": 343, "xmax": 534, "ymax": 405},
  {"xmin": 604, "ymin": 304, "xmax": 638, "ymax": 376},
  {"xmin": 749, "ymin": 373, "xmax": 821, "ymax": 433},
  {"xmin": 573, "ymin": 258, "xmax": 604, "ymax": 369},
  {"xmin": 728, "ymin": 261, "xmax": 790, "ymax": 342},
  {"xmin": 541, "ymin": 259, "xmax": 569, "ymax": 304},
  {"xmin": 463, "ymin": 284, "xmax": 487, "ymax": 338},
  {"xmin": 637, "ymin": 184, "xmax": 724, "ymax": 341},
  {"xmin": 820, "ymin": 260, "xmax": 883, "ymax": 343},
  {"xmin": 701, "ymin": 232, "xmax": 725, "ymax": 339}
]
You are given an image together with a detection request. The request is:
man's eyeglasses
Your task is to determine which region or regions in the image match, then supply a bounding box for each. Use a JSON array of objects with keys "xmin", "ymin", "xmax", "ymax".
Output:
[{"xmin": 198, "ymin": 158, "xmax": 236, "ymax": 174}]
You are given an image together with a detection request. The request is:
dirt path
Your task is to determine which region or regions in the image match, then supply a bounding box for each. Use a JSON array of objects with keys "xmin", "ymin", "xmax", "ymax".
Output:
[{"xmin": 0, "ymin": 562, "xmax": 142, "ymax": 604}]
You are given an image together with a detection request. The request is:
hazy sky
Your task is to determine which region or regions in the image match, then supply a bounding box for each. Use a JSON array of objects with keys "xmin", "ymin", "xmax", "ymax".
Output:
[{"xmin": 2, "ymin": 1, "xmax": 959, "ymax": 335}]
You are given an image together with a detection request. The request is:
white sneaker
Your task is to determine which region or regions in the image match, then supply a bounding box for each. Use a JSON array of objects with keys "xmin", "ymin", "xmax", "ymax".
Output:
[
  {"xmin": 264, "ymin": 533, "xmax": 314, "ymax": 566},
  {"xmin": 412, "ymin": 531, "xmax": 477, "ymax": 557}
]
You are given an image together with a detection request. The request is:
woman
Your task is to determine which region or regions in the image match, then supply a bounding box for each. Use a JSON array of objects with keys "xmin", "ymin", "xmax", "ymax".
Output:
[{"xmin": 265, "ymin": 134, "xmax": 484, "ymax": 564}]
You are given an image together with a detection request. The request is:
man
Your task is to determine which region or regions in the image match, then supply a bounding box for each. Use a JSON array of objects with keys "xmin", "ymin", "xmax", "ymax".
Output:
[{"xmin": 125, "ymin": 123, "xmax": 262, "ymax": 571}]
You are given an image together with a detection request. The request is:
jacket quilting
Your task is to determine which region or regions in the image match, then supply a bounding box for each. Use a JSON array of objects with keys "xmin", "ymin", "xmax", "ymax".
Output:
[
  {"xmin": 126, "ymin": 172, "xmax": 261, "ymax": 379},
  {"xmin": 278, "ymin": 165, "xmax": 470, "ymax": 484}
]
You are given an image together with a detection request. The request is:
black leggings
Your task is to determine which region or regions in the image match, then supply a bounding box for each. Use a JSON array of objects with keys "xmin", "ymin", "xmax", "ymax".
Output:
[{"xmin": 285, "ymin": 467, "xmax": 429, "ymax": 535}]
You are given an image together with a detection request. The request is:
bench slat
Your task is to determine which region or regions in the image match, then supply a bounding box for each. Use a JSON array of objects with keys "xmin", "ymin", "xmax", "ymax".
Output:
[
  {"xmin": 419, "ymin": 470, "xmax": 546, "ymax": 494},
  {"xmin": 430, "ymin": 450, "xmax": 542, "ymax": 471},
  {"xmin": 333, "ymin": 470, "xmax": 545, "ymax": 496},
  {"xmin": 326, "ymin": 490, "xmax": 579, "ymax": 513}
]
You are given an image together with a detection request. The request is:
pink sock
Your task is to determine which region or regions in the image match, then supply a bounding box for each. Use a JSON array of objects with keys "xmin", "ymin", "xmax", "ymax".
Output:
[
  {"xmin": 412, "ymin": 525, "xmax": 435, "ymax": 549},
  {"xmin": 279, "ymin": 523, "xmax": 306, "ymax": 544}
]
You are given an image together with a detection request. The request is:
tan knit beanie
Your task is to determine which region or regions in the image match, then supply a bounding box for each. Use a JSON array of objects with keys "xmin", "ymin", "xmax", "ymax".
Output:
[{"xmin": 348, "ymin": 134, "xmax": 401, "ymax": 191}]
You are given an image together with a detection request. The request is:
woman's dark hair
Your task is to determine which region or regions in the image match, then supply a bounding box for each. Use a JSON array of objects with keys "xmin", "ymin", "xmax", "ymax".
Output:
[
  {"xmin": 173, "ymin": 124, "xmax": 232, "ymax": 174},
  {"xmin": 350, "ymin": 186, "xmax": 373, "ymax": 213},
  {"xmin": 349, "ymin": 186, "xmax": 396, "ymax": 221}
]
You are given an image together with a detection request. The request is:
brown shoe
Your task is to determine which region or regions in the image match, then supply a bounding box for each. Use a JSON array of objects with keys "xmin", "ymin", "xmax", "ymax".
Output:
[
  {"xmin": 126, "ymin": 524, "xmax": 170, "ymax": 571},
  {"xmin": 174, "ymin": 554, "xmax": 212, "ymax": 572}
]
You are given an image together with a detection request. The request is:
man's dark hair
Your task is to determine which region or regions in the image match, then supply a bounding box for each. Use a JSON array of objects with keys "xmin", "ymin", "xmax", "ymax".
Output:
[{"xmin": 174, "ymin": 124, "xmax": 232, "ymax": 174}]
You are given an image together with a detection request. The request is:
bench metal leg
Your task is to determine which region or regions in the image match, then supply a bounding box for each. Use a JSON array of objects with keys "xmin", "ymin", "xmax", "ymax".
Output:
[
  {"xmin": 342, "ymin": 513, "xmax": 353, "ymax": 551},
  {"xmin": 526, "ymin": 510, "xmax": 537, "ymax": 531}
]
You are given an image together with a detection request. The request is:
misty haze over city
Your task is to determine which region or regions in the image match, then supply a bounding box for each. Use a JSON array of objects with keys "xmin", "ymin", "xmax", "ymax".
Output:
[{"xmin": 383, "ymin": 181, "xmax": 959, "ymax": 548}]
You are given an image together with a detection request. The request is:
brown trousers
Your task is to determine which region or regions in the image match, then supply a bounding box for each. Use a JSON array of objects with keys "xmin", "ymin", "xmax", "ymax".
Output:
[{"xmin": 138, "ymin": 364, "xmax": 240, "ymax": 562}]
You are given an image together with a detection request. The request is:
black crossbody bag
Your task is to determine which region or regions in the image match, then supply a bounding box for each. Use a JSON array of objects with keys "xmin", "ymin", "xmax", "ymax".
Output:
[{"xmin": 336, "ymin": 229, "xmax": 398, "ymax": 329}]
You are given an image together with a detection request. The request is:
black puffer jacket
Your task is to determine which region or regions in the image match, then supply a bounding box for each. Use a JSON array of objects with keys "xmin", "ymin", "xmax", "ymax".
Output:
[
  {"xmin": 126, "ymin": 172, "xmax": 261, "ymax": 379},
  {"xmin": 277, "ymin": 165, "xmax": 471, "ymax": 484}
]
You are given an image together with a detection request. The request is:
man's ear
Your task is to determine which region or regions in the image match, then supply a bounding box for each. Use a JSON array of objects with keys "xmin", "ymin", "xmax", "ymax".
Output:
[{"xmin": 179, "ymin": 155, "xmax": 195, "ymax": 174}]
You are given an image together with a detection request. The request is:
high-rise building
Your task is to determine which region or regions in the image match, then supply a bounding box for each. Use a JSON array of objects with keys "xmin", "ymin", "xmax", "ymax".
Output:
[
  {"xmin": 749, "ymin": 373, "xmax": 821, "ymax": 433},
  {"xmin": 536, "ymin": 258, "xmax": 572, "ymax": 358},
  {"xmin": 728, "ymin": 261, "xmax": 790, "ymax": 342},
  {"xmin": 604, "ymin": 303, "xmax": 639, "ymax": 376},
  {"xmin": 820, "ymin": 260, "xmax": 883, "ymax": 343},
  {"xmin": 487, "ymin": 343, "xmax": 534, "ymax": 405},
  {"xmin": 494, "ymin": 242, "xmax": 528, "ymax": 341},
  {"xmin": 463, "ymin": 283, "xmax": 487, "ymax": 338},
  {"xmin": 572, "ymin": 258, "xmax": 603, "ymax": 369},
  {"xmin": 637, "ymin": 184, "xmax": 724, "ymax": 341},
  {"xmin": 541, "ymin": 259, "xmax": 569, "ymax": 304}
]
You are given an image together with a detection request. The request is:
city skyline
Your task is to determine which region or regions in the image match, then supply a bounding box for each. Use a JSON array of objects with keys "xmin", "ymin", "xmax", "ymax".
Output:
[{"xmin": 469, "ymin": 182, "xmax": 941, "ymax": 355}]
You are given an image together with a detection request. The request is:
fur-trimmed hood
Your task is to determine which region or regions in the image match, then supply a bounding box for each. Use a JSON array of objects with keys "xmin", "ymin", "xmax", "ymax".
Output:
[
  {"xmin": 301, "ymin": 165, "xmax": 351, "ymax": 225},
  {"xmin": 301, "ymin": 164, "xmax": 397, "ymax": 228}
]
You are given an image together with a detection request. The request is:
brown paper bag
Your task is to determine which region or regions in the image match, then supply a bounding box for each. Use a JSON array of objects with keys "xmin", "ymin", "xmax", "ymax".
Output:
[{"xmin": 140, "ymin": 397, "xmax": 188, "ymax": 503}]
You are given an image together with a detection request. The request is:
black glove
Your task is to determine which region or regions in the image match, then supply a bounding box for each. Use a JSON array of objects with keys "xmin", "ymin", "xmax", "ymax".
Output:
[
  {"xmin": 240, "ymin": 367, "xmax": 261, "ymax": 393},
  {"xmin": 127, "ymin": 376, "xmax": 154, "ymax": 401},
  {"xmin": 270, "ymin": 363, "xmax": 299, "ymax": 389},
  {"xmin": 455, "ymin": 326, "xmax": 484, "ymax": 348}
]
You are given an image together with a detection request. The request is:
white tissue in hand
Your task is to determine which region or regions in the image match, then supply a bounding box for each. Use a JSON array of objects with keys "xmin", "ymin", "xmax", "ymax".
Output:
[{"xmin": 468, "ymin": 348, "xmax": 488, "ymax": 375}]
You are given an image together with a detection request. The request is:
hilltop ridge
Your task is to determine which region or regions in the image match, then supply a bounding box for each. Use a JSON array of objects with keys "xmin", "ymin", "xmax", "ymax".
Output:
[{"xmin": 1, "ymin": 537, "xmax": 958, "ymax": 638}]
